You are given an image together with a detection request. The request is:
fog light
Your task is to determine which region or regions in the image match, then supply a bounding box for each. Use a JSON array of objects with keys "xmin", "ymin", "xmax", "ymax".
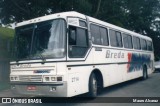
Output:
[{"xmin": 50, "ymin": 87, "xmax": 56, "ymax": 91}]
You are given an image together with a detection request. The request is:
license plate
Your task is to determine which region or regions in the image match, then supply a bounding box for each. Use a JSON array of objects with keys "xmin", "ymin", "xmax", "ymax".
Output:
[{"xmin": 27, "ymin": 86, "xmax": 36, "ymax": 91}]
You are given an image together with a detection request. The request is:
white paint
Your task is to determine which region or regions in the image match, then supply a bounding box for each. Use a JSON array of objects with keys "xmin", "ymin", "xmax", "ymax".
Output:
[{"xmin": 10, "ymin": 11, "xmax": 154, "ymax": 97}]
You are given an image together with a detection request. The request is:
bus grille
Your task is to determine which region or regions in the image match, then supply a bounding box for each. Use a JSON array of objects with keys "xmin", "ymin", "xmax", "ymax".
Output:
[{"xmin": 19, "ymin": 75, "xmax": 42, "ymax": 82}]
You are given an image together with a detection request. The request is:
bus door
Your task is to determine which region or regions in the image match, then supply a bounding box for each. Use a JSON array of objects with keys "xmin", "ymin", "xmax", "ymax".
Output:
[{"xmin": 66, "ymin": 17, "xmax": 91, "ymax": 96}]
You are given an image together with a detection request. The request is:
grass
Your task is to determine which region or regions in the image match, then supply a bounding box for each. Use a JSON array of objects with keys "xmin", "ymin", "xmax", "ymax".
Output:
[
  {"xmin": 0, "ymin": 82, "xmax": 10, "ymax": 91},
  {"xmin": 0, "ymin": 27, "xmax": 14, "ymax": 39},
  {"xmin": 0, "ymin": 27, "xmax": 14, "ymax": 60},
  {"xmin": 0, "ymin": 27, "xmax": 13, "ymax": 89}
]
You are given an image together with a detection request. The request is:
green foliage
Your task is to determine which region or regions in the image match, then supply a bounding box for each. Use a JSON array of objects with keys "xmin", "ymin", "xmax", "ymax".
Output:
[
  {"xmin": 0, "ymin": 27, "xmax": 14, "ymax": 39},
  {"xmin": 1, "ymin": 0, "xmax": 160, "ymax": 60},
  {"xmin": 0, "ymin": 27, "xmax": 14, "ymax": 60}
]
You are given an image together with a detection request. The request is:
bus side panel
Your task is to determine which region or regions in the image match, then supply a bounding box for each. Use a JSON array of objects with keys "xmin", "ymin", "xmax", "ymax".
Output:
[
  {"xmin": 93, "ymin": 48, "xmax": 128, "ymax": 87},
  {"xmin": 67, "ymin": 66, "xmax": 92, "ymax": 97},
  {"xmin": 66, "ymin": 49, "xmax": 94, "ymax": 97}
]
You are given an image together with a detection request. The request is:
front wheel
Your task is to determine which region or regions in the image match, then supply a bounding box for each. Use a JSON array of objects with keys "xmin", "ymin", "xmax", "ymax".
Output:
[{"xmin": 88, "ymin": 73, "xmax": 97, "ymax": 97}]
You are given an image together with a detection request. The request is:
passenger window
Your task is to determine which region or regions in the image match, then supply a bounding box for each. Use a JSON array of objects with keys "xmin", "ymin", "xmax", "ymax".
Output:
[
  {"xmin": 90, "ymin": 24, "xmax": 101, "ymax": 45},
  {"xmin": 109, "ymin": 29, "xmax": 123, "ymax": 47},
  {"xmin": 133, "ymin": 36, "xmax": 141, "ymax": 50},
  {"xmin": 90, "ymin": 24, "xmax": 109, "ymax": 46},
  {"xmin": 116, "ymin": 32, "xmax": 123, "ymax": 47},
  {"xmin": 100, "ymin": 27, "xmax": 109, "ymax": 46},
  {"xmin": 147, "ymin": 41, "xmax": 153, "ymax": 51},
  {"xmin": 123, "ymin": 34, "xmax": 133, "ymax": 49},
  {"xmin": 69, "ymin": 26, "xmax": 89, "ymax": 58},
  {"xmin": 141, "ymin": 39, "xmax": 147, "ymax": 50}
]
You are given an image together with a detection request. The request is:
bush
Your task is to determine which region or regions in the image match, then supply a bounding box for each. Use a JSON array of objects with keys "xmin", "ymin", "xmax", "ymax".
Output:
[{"xmin": 0, "ymin": 27, "xmax": 14, "ymax": 60}]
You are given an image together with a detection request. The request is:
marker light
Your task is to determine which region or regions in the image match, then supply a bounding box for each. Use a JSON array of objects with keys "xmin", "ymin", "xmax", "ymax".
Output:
[{"xmin": 43, "ymin": 76, "xmax": 63, "ymax": 82}]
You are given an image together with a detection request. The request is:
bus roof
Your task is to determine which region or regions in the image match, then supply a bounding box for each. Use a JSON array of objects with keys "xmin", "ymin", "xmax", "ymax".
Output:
[
  {"xmin": 16, "ymin": 11, "xmax": 152, "ymax": 41},
  {"xmin": 16, "ymin": 11, "xmax": 86, "ymax": 27}
]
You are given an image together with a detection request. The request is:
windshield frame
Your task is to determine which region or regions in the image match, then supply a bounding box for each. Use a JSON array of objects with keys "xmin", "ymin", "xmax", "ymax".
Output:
[{"xmin": 12, "ymin": 18, "xmax": 67, "ymax": 62}]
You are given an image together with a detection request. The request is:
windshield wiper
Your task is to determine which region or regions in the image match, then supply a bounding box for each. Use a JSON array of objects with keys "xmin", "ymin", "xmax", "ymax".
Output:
[
  {"xmin": 33, "ymin": 51, "xmax": 46, "ymax": 64},
  {"xmin": 16, "ymin": 59, "xmax": 20, "ymax": 65},
  {"xmin": 38, "ymin": 53, "xmax": 46, "ymax": 64}
]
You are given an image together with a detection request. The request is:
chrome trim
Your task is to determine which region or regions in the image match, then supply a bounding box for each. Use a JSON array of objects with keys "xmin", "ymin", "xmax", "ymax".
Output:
[{"xmin": 19, "ymin": 75, "xmax": 42, "ymax": 82}]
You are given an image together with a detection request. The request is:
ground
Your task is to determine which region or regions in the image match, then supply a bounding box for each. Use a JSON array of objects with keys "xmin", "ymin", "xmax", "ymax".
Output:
[{"xmin": 0, "ymin": 72, "xmax": 160, "ymax": 106}]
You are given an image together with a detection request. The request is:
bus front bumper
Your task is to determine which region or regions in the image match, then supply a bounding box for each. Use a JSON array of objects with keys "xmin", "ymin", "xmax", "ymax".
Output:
[{"xmin": 10, "ymin": 82, "xmax": 67, "ymax": 97}]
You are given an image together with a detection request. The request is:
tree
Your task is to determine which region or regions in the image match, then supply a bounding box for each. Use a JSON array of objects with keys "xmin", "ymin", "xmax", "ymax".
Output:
[{"xmin": 1, "ymin": 0, "xmax": 160, "ymax": 59}]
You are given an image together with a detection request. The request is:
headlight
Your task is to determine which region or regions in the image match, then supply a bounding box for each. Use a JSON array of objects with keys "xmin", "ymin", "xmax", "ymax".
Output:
[
  {"xmin": 43, "ymin": 76, "xmax": 63, "ymax": 82},
  {"xmin": 51, "ymin": 77, "xmax": 56, "ymax": 81},
  {"xmin": 10, "ymin": 76, "xmax": 19, "ymax": 81}
]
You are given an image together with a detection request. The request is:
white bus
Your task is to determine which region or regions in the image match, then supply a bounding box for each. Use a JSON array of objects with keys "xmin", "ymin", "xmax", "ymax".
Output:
[{"xmin": 10, "ymin": 11, "xmax": 154, "ymax": 97}]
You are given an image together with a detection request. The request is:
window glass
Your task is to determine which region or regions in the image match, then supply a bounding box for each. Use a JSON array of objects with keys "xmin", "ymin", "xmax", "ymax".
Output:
[
  {"xmin": 69, "ymin": 26, "xmax": 88, "ymax": 58},
  {"xmin": 100, "ymin": 27, "xmax": 109, "ymax": 46},
  {"xmin": 69, "ymin": 27, "xmax": 76, "ymax": 45},
  {"xmin": 14, "ymin": 19, "xmax": 66, "ymax": 60},
  {"xmin": 90, "ymin": 24, "xmax": 101, "ymax": 45},
  {"xmin": 77, "ymin": 28, "xmax": 88, "ymax": 47},
  {"xmin": 116, "ymin": 32, "xmax": 123, "ymax": 47},
  {"xmin": 109, "ymin": 29, "xmax": 123, "ymax": 47},
  {"xmin": 90, "ymin": 24, "xmax": 109, "ymax": 46},
  {"xmin": 133, "ymin": 36, "xmax": 141, "ymax": 50},
  {"xmin": 79, "ymin": 20, "xmax": 87, "ymax": 27},
  {"xmin": 123, "ymin": 34, "xmax": 133, "ymax": 49},
  {"xmin": 147, "ymin": 41, "xmax": 153, "ymax": 51},
  {"xmin": 109, "ymin": 30, "xmax": 117, "ymax": 47},
  {"xmin": 141, "ymin": 39, "xmax": 147, "ymax": 50}
]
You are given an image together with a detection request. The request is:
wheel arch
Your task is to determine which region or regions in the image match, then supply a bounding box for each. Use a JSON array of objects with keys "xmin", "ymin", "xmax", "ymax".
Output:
[{"xmin": 89, "ymin": 68, "xmax": 104, "ymax": 89}]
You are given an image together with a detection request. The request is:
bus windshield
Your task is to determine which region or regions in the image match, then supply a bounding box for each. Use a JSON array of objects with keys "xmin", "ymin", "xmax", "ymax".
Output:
[{"xmin": 14, "ymin": 19, "xmax": 66, "ymax": 61}]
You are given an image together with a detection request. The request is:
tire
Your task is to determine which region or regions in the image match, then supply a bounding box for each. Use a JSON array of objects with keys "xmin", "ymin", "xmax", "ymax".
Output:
[
  {"xmin": 88, "ymin": 73, "xmax": 98, "ymax": 97},
  {"xmin": 142, "ymin": 66, "xmax": 148, "ymax": 80}
]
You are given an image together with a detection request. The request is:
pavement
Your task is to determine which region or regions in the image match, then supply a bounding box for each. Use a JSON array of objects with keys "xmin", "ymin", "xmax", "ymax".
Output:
[{"xmin": 0, "ymin": 72, "xmax": 160, "ymax": 106}]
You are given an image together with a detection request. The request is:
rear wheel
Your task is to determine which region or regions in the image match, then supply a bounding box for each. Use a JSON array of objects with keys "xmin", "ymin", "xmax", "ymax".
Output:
[
  {"xmin": 88, "ymin": 73, "xmax": 97, "ymax": 97},
  {"xmin": 143, "ymin": 66, "xmax": 148, "ymax": 80}
]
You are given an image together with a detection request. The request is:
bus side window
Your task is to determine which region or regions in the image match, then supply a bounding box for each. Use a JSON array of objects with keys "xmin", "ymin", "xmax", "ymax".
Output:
[
  {"xmin": 100, "ymin": 27, "xmax": 109, "ymax": 46},
  {"xmin": 90, "ymin": 24, "xmax": 101, "ymax": 45},
  {"xmin": 133, "ymin": 36, "xmax": 141, "ymax": 50},
  {"xmin": 123, "ymin": 34, "xmax": 133, "ymax": 49},
  {"xmin": 68, "ymin": 26, "xmax": 89, "ymax": 58},
  {"xmin": 147, "ymin": 40, "xmax": 153, "ymax": 51},
  {"xmin": 141, "ymin": 39, "xmax": 147, "ymax": 50},
  {"xmin": 90, "ymin": 24, "xmax": 109, "ymax": 46},
  {"xmin": 109, "ymin": 29, "xmax": 123, "ymax": 47},
  {"xmin": 116, "ymin": 32, "xmax": 123, "ymax": 47}
]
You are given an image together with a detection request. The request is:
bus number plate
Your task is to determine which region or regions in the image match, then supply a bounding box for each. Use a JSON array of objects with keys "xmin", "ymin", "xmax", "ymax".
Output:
[{"xmin": 27, "ymin": 86, "xmax": 36, "ymax": 91}]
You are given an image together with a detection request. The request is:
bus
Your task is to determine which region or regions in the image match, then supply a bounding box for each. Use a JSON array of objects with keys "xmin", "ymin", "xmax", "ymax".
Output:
[{"xmin": 10, "ymin": 11, "xmax": 154, "ymax": 97}]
